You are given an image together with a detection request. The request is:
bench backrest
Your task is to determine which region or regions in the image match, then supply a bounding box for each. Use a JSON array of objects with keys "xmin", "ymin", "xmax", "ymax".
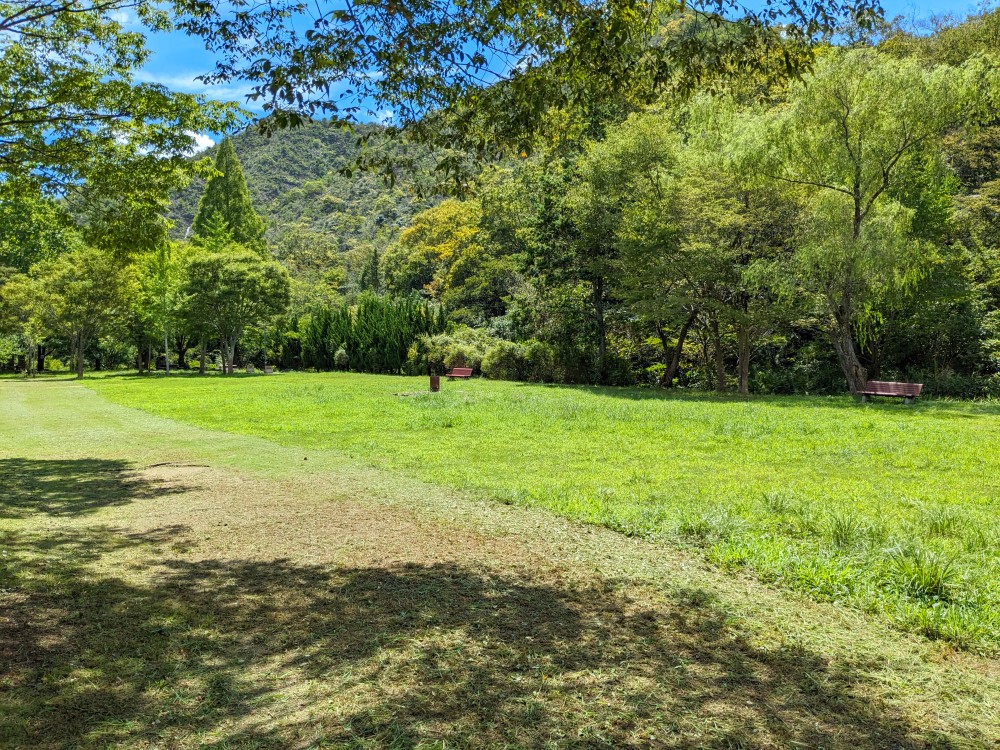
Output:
[
  {"xmin": 864, "ymin": 380, "xmax": 923, "ymax": 396},
  {"xmin": 448, "ymin": 367, "xmax": 474, "ymax": 376}
]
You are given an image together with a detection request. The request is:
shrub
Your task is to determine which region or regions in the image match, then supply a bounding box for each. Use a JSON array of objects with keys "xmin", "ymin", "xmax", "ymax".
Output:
[
  {"xmin": 522, "ymin": 339, "xmax": 555, "ymax": 382},
  {"xmin": 303, "ymin": 294, "xmax": 447, "ymax": 374},
  {"xmin": 481, "ymin": 338, "xmax": 558, "ymax": 382},
  {"xmin": 334, "ymin": 347, "xmax": 349, "ymax": 370},
  {"xmin": 406, "ymin": 327, "xmax": 497, "ymax": 375},
  {"xmin": 482, "ymin": 340, "xmax": 526, "ymax": 381}
]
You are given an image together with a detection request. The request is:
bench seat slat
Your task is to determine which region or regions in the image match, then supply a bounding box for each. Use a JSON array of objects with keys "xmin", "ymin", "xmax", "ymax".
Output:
[{"xmin": 860, "ymin": 380, "xmax": 923, "ymax": 398}]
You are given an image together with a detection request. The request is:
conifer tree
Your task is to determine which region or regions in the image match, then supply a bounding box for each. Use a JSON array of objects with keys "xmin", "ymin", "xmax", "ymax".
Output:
[{"xmin": 192, "ymin": 138, "xmax": 267, "ymax": 254}]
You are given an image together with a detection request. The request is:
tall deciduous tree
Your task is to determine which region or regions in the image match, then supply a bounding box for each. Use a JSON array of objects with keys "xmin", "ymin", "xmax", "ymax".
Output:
[
  {"xmin": 762, "ymin": 48, "xmax": 996, "ymax": 393},
  {"xmin": 192, "ymin": 138, "xmax": 267, "ymax": 254},
  {"xmin": 28, "ymin": 247, "xmax": 134, "ymax": 378},
  {"xmin": 0, "ymin": 1, "xmax": 238, "ymax": 198},
  {"xmin": 181, "ymin": 248, "xmax": 290, "ymax": 373}
]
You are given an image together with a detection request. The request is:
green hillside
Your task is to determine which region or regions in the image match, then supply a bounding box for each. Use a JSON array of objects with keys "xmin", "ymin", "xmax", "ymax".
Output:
[{"xmin": 168, "ymin": 121, "xmax": 436, "ymax": 252}]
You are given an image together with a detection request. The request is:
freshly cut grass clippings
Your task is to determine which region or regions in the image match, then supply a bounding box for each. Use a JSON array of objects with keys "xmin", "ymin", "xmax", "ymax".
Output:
[
  {"xmin": 88, "ymin": 372, "xmax": 1000, "ymax": 651},
  {"xmin": 1, "ymin": 378, "xmax": 998, "ymax": 748}
]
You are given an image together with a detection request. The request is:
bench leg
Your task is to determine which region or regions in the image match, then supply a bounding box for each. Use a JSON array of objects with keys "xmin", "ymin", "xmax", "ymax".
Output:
[
  {"xmin": 858, "ymin": 394, "xmax": 869, "ymax": 403},
  {"xmin": 904, "ymin": 397, "xmax": 913, "ymax": 405}
]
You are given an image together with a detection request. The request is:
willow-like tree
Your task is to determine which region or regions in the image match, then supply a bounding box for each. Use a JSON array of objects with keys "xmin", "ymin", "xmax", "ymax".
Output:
[
  {"xmin": 761, "ymin": 48, "xmax": 996, "ymax": 393},
  {"xmin": 192, "ymin": 138, "xmax": 267, "ymax": 254}
]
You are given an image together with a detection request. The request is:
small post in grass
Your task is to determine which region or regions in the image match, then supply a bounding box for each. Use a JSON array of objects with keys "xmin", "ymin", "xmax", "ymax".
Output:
[{"xmin": 429, "ymin": 374, "xmax": 440, "ymax": 392}]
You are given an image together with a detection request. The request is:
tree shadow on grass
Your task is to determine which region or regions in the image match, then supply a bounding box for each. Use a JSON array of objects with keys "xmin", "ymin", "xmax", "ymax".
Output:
[
  {"xmin": 0, "ymin": 524, "xmax": 968, "ymax": 750},
  {"xmin": 0, "ymin": 458, "xmax": 190, "ymax": 519},
  {"xmin": 514, "ymin": 382, "xmax": 1000, "ymax": 417}
]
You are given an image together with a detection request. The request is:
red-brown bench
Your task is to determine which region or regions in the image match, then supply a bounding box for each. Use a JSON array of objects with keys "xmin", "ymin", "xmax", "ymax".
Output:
[
  {"xmin": 859, "ymin": 380, "xmax": 923, "ymax": 404},
  {"xmin": 446, "ymin": 367, "xmax": 473, "ymax": 380}
]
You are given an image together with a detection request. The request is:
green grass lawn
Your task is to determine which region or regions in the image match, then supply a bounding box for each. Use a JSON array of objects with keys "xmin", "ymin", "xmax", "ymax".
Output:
[{"xmin": 88, "ymin": 372, "xmax": 1000, "ymax": 651}]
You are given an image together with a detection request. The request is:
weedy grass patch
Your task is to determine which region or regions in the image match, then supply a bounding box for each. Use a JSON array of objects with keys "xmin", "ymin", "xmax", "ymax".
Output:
[{"xmin": 88, "ymin": 372, "xmax": 1000, "ymax": 651}]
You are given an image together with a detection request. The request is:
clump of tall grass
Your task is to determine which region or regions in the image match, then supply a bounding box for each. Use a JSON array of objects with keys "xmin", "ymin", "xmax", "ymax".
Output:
[
  {"xmin": 889, "ymin": 546, "xmax": 960, "ymax": 601},
  {"xmin": 892, "ymin": 601, "xmax": 987, "ymax": 647},
  {"xmin": 762, "ymin": 491, "xmax": 792, "ymax": 515},
  {"xmin": 789, "ymin": 554, "xmax": 856, "ymax": 601},
  {"xmin": 825, "ymin": 510, "xmax": 889, "ymax": 550},
  {"xmin": 921, "ymin": 505, "xmax": 966, "ymax": 537},
  {"xmin": 828, "ymin": 511, "xmax": 863, "ymax": 549},
  {"xmin": 676, "ymin": 507, "xmax": 744, "ymax": 547}
]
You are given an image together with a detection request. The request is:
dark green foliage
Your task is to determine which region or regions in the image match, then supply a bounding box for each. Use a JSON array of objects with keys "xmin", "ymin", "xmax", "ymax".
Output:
[
  {"xmin": 481, "ymin": 339, "xmax": 556, "ymax": 383},
  {"xmin": 301, "ymin": 307, "xmax": 338, "ymax": 371},
  {"xmin": 192, "ymin": 138, "xmax": 267, "ymax": 253},
  {"xmin": 302, "ymin": 295, "xmax": 446, "ymax": 374}
]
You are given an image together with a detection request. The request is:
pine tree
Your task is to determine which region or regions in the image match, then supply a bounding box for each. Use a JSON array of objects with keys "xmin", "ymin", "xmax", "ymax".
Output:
[{"xmin": 192, "ymin": 138, "xmax": 267, "ymax": 254}]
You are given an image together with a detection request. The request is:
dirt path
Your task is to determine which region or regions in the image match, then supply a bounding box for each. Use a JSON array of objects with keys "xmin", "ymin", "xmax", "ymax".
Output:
[{"xmin": 1, "ymin": 379, "xmax": 997, "ymax": 748}]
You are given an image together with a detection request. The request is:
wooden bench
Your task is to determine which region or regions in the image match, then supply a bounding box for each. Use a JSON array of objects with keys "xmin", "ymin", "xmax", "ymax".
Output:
[
  {"xmin": 859, "ymin": 380, "xmax": 923, "ymax": 404},
  {"xmin": 446, "ymin": 367, "xmax": 473, "ymax": 380}
]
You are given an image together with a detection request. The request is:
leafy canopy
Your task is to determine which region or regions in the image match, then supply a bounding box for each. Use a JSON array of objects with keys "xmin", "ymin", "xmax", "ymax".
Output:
[
  {"xmin": 174, "ymin": 0, "xmax": 880, "ymax": 160},
  {"xmin": 0, "ymin": 1, "xmax": 241, "ymax": 214}
]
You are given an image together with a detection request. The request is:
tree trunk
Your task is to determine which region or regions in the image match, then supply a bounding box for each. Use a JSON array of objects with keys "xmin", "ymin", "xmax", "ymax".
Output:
[
  {"xmin": 593, "ymin": 276, "xmax": 607, "ymax": 384},
  {"xmin": 224, "ymin": 337, "xmax": 237, "ymax": 374},
  {"xmin": 660, "ymin": 310, "xmax": 696, "ymax": 388},
  {"xmin": 711, "ymin": 315, "xmax": 726, "ymax": 393},
  {"xmin": 75, "ymin": 334, "xmax": 85, "ymax": 379},
  {"xmin": 175, "ymin": 335, "xmax": 188, "ymax": 370},
  {"xmin": 36, "ymin": 345, "xmax": 45, "ymax": 373},
  {"xmin": 199, "ymin": 336, "xmax": 207, "ymax": 375},
  {"xmin": 830, "ymin": 317, "xmax": 868, "ymax": 394},
  {"xmin": 737, "ymin": 323, "xmax": 750, "ymax": 396},
  {"xmin": 163, "ymin": 330, "xmax": 170, "ymax": 375}
]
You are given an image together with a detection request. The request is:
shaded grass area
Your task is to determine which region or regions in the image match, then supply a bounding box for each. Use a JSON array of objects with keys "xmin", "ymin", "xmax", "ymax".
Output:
[
  {"xmin": 0, "ymin": 458, "xmax": 188, "ymax": 518},
  {"xmin": 87, "ymin": 373, "xmax": 1000, "ymax": 651},
  {"xmin": 0, "ymin": 460, "xmax": 961, "ymax": 750}
]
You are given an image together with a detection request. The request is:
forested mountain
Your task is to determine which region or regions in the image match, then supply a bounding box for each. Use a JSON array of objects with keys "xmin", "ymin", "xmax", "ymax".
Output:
[{"xmin": 168, "ymin": 121, "xmax": 437, "ymax": 254}]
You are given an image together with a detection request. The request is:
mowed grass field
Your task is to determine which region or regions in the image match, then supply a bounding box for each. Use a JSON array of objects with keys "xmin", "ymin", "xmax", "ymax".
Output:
[
  {"xmin": 88, "ymin": 372, "xmax": 1000, "ymax": 651},
  {"xmin": 3, "ymin": 376, "xmax": 1000, "ymax": 748}
]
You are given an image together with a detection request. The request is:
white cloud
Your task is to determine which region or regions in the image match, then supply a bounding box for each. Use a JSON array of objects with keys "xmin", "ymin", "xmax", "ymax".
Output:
[
  {"xmin": 185, "ymin": 131, "xmax": 216, "ymax": 155},
  {"xmin": 110, "ymin": 10, "xmax": 131, "ymax": 24},
  {"xmin": 135, "ymin": 70, "xmax": 259, "ymax": 108}
]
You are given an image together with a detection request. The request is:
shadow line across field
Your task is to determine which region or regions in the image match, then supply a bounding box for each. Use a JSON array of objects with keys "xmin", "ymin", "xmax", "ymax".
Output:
[
  {"xmin": 0, "ymin": 457, "xmax": 960, "ymax": 749},
  {"xmin": 517, "ymin": 382, "xmax": 1000, "ymax": 416}
]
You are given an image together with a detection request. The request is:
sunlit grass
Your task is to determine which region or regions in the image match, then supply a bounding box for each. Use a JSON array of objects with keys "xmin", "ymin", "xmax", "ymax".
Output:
[{"xmin": 88, "ymin": 372, "xmax": 1000, "ymax": 650}]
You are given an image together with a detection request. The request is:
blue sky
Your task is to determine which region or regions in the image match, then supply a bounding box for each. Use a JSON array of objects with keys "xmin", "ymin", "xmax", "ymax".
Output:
[{"xmin": 130, "ymin": 0, "xmax": 991, "ymax": 148}]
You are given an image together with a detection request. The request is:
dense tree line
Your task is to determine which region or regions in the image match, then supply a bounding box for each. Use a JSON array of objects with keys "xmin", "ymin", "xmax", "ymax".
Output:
[
  {"xmin": 367, "ymin": 15, "xmax": 1000, "ymax": 396},
  {"xmin": 4, "ymin": 4, "xmax": 1000, "ymax": 398}
]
